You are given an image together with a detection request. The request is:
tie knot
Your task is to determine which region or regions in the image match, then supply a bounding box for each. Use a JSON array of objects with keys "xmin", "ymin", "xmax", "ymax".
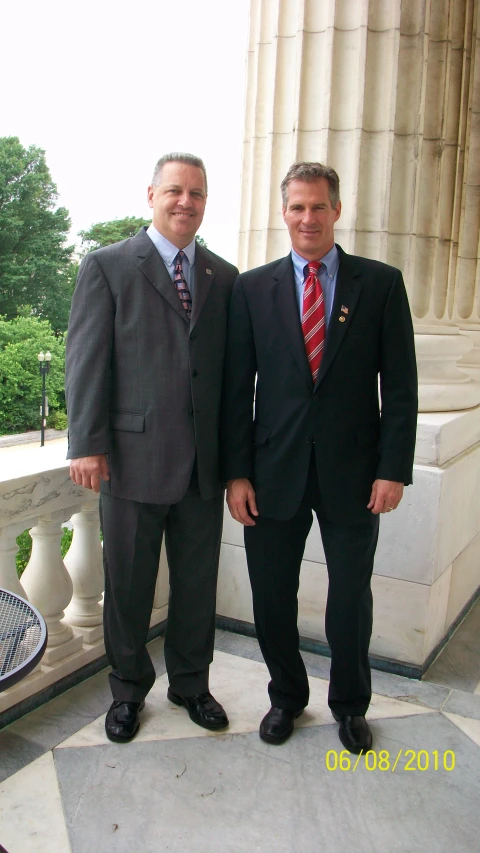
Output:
[
  {"xmin": 175, "ymin": 250, "xmax": 186, "ymax": 266},
  {"xmin": 305, "ymin": 261, "xmax": 320, "ymax": 279}
]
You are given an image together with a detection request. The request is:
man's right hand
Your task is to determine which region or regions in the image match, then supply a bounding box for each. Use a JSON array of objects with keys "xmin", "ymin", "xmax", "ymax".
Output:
[
  {"xmin": 69, "ymin": 454, "xmax": 110, "ymax": 493},
  {"xmin": 226, "ymin": 478, "xmax": 258, "ymax": 526}
]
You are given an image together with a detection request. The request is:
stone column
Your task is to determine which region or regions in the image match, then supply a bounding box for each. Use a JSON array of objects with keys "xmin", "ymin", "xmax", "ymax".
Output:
[
  {"xmin": 217, "ymin": 0, "xmax": 480, "ymax": 673},
  {"xmin": 21, "ymin": 516, "xmax": 83, "ymax": 664},
  {"xmin": 64, "ymin": 502, "xmax": 104, "ymax": 644},
  {"xmin": 238, "ymin": 0, "xmax": 480, "ymax": 411}
]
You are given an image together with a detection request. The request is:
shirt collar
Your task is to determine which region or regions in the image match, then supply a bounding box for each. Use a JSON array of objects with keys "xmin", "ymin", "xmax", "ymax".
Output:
[
  {"xmin": 291, "ymin": 243, "xmax": 339, "ymax": 279},
  {"xmin": 146, "ymin": 224, "xmax": 196, "ymax": 268}
]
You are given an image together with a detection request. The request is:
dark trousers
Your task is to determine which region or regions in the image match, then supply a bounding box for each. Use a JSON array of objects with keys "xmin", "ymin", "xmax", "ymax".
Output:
[
  {"xmin": 244, "ymin": 455, "xmax": 379, "ymax": 717},
  {"xmin": 100, "ymin": 478, "xmax": 224, "ymax": 703}
]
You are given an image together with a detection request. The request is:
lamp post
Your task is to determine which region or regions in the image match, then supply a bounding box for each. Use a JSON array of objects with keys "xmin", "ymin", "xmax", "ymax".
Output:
[{"xmin": 37, "ymin": 351, "xmax": 51, "ymax": 447}]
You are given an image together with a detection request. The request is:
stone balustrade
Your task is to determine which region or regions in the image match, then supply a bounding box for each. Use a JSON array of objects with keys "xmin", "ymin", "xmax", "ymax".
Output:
[
  {"xmin": 2, "ymin": 424, "xmax": 479, "ymax": 715},
  {"xmin": 0, "ymin": 440, "xmax": 168, "ymax": 715}
]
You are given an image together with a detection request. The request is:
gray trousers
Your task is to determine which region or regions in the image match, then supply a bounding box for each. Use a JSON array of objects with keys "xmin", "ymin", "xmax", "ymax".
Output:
[{"xmin": 100, "ymin": 483, "xmax": 224, "ymax": 703}]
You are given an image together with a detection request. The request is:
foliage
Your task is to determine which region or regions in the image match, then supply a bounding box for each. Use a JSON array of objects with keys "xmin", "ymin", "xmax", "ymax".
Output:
[
  {"xmin": 78, "ymin": 217, "xmax": 151, "ymax": 255},
  {"xmin": 16, "ymin": 527, "xmax": 73, "ymax": 578},
  {"xmin": 48, "ymin": 409, "xmax": 68, "ymax": 430},
  {"xmin": 195, "ymin": 235, "xmax": 207, "ymax": 247},
  {"xmin": 0, "ymin": 314, "xmax": 66, "ymax": 434},
  {"xmin": 0, "ymin": 137, "xmax": 75, "ymax": 333}
]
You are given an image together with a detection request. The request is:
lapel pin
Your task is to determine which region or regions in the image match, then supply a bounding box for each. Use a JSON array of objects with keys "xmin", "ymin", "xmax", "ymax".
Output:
[
  {"xmin": 206, "ymin": 268, "xmax": 212, "ymax": 275},
  {"xmin": 339, "ymin": 316, "xmax": 346, "ymax": 322},
  {"xmin": 341, "ymin": 305, "xmax": 349, "ymax": 314}
]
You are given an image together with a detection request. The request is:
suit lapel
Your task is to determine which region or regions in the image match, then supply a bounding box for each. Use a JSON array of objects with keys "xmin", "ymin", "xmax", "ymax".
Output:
[
  {"xmin": 134, "ymin": 228, "xmax": 189, "ymax": 323},
  {"xmin": 272, "ymin": 256, "xmax": 313, "ymax": 390},
  {"xmin": 315, "ymin": 245, "xmax": 363, "ymax": 387},
  {"xmin": 190, "ymin": 244, "xmax": 214, "ymax": 330}
]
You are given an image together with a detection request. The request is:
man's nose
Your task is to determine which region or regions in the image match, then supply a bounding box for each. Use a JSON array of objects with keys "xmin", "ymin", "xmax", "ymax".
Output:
[
  {"xmin": 178, "ymin": 191, "xmax": 192, "ymax": 207},
  {"xmin": 302, "ymin": 208, "xmax": 315, "ymax": 224}
]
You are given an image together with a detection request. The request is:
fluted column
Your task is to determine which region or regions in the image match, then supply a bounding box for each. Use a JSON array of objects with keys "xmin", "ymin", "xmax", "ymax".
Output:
[
  {"xmin": 21, "ymin": 516, "xmax": 83, "ymax": 664},
  {"xmin": 239, "ymin": 0, "xmax": 480, "ymax": 411},
  {"xmin": 64, "ymin": 502, "xmax": 104, "ymax": 644}
]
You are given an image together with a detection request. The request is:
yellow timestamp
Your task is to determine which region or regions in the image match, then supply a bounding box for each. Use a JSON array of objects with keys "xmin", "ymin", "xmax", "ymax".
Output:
[{"xmin": 325, "ymin": 749, "xmax": 456, "ymax": 772}]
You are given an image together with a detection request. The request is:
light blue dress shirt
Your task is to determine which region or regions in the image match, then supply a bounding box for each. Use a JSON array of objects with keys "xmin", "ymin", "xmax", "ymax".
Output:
[
  {"xmin": 146, "ymin": 224, "xmax": 196, "ymax": 299},
  {"xmin": 291, "ymin": 243, "xmax": 339, "ymax": 326}
]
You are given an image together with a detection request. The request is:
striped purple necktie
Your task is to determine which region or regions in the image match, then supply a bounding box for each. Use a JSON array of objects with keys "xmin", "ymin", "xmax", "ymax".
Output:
[{"xmin": 173, "ymin": 251, "xmax": 192, "ymax": 319}]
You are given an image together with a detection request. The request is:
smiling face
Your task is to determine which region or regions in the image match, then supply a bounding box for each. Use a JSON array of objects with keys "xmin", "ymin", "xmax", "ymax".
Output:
[
  {"xmin": 147, "ymin": 161, "xmax": 207, "ymax": 248},
  {"xmin": 282, "ymin": 177, "xmax": 341, "ymax": 261}
]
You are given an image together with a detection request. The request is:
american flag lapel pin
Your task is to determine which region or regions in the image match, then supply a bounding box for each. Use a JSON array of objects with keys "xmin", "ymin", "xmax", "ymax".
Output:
[{"xmin": 341, "ymin": 305, "xmax": 349, "ymax": 314}]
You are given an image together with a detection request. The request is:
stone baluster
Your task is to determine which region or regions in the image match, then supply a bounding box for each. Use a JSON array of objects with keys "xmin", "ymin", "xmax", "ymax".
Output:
[
  {"xmin": 21, "ymin": 515, "xmax": 83, "ymax": 664},
  {"xmin": 239, "ymin": 0, "xmax": 480, "ymax": 411},
  {"xmin": 0, "ymin": 523, "xmax": 28, "ymax": 598},
  {"xmin": 63, "ymin": 501, "xmax": 104, "ymax": 644}
]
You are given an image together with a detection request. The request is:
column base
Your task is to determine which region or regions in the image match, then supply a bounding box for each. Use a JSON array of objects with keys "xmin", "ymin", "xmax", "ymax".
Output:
[{"xmin": 415, "ymin": 327, "xmax": 480, "ymax": 412}]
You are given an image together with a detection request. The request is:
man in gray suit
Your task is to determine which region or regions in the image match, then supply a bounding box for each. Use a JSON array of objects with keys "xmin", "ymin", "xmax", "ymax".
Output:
[{"xmin": 66, "ymin": 153, "xmax": 238, "ymax": 742}]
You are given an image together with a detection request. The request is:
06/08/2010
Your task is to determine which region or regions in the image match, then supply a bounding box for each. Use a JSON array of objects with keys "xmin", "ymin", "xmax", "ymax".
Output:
[{"xmin": 325, "ymin": 749, "xmax": 455, "ymax": 772}]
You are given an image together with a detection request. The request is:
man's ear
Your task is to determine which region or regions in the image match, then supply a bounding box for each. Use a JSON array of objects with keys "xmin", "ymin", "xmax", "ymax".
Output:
[
  {"xmin": 334, "ymin": 201, "xmax": 342, "ymax": 222},
  {"xmin": 147, "ymin": 186, "xmax": 154, "ymax": 209}
]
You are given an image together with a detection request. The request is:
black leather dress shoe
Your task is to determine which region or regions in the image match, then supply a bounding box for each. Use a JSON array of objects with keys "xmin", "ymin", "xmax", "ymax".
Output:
[
  {"xmin": 332, "ymin": 712, "xmax": 372, "ymax": 754},
  {"xmin": 259, "ymin": 706, "xmax": 304, "ymax": 745},
  {"xmin": 105, "ymin": 699, "xmax": 145, "ymax": 743},
  {"xmin": 167, "ymin": 689, "xmax": 229, "ymax": 731}
]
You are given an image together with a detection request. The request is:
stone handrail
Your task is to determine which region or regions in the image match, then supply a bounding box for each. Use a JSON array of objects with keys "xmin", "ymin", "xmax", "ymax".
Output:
[{"xmin": 0, "ymin": 439, "xmax": 167, "ymax": 714}]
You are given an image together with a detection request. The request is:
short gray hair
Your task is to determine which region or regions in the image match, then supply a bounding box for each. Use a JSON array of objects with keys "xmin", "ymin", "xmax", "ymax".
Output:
[
  {"xmin": 281, "ymin": 162, "xmax": 340, "ymax": 208},
  {"xmin": 151, "ymin": 152, "xmax": 208, "ymax": 194}
]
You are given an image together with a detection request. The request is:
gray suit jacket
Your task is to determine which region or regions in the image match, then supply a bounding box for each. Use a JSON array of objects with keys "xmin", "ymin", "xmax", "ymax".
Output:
[{"xmin": 66, "ymin": 227, "xmax": 238, "ymax": 504}]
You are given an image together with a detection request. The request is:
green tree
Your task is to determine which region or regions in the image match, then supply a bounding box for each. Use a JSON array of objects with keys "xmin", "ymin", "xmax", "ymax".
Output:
[
  {"xmin": 0, "ymin": 137, "xmax": 75, "ymax": 333},
  {"xmin": 0, "ymin": 315, "xmax": 66, "ymax": 434},
  {"xmin": 78, "ymin": 217, "xmax": 151, "ymax": 255}
]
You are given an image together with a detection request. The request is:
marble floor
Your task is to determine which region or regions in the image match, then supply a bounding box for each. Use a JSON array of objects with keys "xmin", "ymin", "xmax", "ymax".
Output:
[{"xmin": 0, "ymin": 603, "xmax": 479, "ymax": 853}]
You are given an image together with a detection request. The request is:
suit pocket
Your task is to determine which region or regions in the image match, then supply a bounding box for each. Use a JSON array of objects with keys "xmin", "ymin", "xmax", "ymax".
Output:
[
  {"xmin": 109, "ymin": 412, "xmax": 145, "ymax": 432},
  {"xmin": 253, "ymin": 423, "xmax": 271, "ymax": 445}
]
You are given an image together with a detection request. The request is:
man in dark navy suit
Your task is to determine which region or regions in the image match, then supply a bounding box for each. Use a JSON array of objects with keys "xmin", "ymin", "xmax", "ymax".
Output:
[{"xmin": 221, "ymin": 162, "xmax": 417, "ymax": 754}]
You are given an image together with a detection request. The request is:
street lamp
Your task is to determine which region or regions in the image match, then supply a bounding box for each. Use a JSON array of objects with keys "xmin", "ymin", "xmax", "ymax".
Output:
[{"xmin": 37, "ymin": 351, "xmax": 52, "ymax": 447}]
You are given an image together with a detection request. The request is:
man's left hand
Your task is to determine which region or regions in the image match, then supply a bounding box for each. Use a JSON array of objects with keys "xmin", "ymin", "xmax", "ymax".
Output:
[{"xmin": 367, "ymin": 479, "xmax": 404, "ymax": 515}]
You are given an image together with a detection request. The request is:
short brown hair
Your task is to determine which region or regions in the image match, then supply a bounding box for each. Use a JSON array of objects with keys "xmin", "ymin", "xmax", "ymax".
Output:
[
  {"xmin": 281, "ymin": 162, "xmax": 340, "ymax": 208},
  {"xmin": 152, "ymin": 152, "xmax": 208, "ymax": 194}
]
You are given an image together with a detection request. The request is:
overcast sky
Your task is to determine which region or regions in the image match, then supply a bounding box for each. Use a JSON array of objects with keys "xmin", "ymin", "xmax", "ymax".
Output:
[{"xmin": 0, "ymin": 0, "xmax": 249, "ymax": 263}]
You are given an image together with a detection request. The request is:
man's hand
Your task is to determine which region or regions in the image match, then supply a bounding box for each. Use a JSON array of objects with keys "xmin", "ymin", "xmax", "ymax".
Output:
[
  {"xmin": 226, "ymin": 478, "xmax": 259, "ymax": 526},
  {"xmin": 367, "ymin": 479, "xmax": 404, "ymax": 515},
  {"xmin": 70, "ymin": 454, "xmax": 110, "ymax": 493}
]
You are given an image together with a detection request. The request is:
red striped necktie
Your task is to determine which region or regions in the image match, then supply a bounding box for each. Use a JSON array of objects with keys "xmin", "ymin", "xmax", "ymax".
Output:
[
  {"xmin": 302, "ymin": 261, "xmax": 325, "ymax": 381},
  {"xmin": 173, "ymin": 251, "xmax": 192, "ymax": 319}
]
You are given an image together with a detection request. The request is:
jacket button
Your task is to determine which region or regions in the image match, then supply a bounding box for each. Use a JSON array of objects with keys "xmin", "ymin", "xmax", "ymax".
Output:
[
  {"xmin": 305, "ymin": 437, "xmax": 311, "ymax": 444},
  {"xmin": 188, "ymin": 407, "xmax": 193, "ymax": 415},
  {"xmin": 190, "ymin": 331, "xmax": 197, "ymax": 340},
  {"xmin": 192, "ymin": 369, "xmax": 198, "ymax": 377}
]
